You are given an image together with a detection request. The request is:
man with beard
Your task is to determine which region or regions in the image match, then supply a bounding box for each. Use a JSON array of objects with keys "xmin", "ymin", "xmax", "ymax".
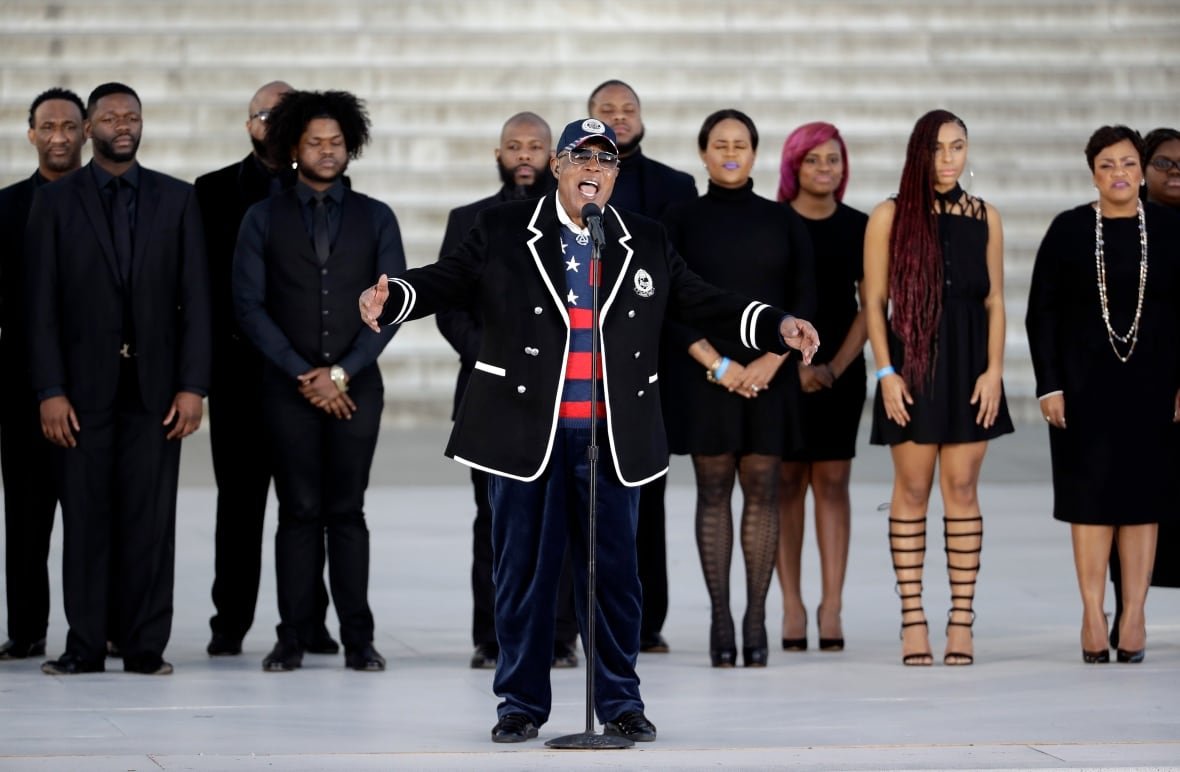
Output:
[
  {"xmin": 435, "ymin": 112, "xmax": 579, "ymax": 671},
  {"xmin": 232, "ymin": 90, "xmax": 405, "ymax": 673},
  {"xmin": 0, "ymin": 87, "xmax": 86, "ymax": 662},
  {"xmin": 588, "ymin": 80, "xmax": 698, "ymax": 654},
  {"xmin": 195, "ymin": 81, "xmax": 338, "ymax": 658},
  {"xmin": 27, "ymin": 82, "xmax": 211, "ymax": 675},
  {"xmin": 360, "ymin": 118, "xmax": 820, "ymax": 743}
]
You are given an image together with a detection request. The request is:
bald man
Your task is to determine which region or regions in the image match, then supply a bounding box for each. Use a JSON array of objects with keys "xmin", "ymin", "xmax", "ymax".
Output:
[{"xmin": 194, "ymin": 81, "xmax": 336, "ymax": 657}]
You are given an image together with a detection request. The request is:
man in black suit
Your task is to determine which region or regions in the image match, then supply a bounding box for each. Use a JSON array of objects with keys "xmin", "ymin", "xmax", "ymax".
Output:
[
  {"xmin": 0, "ymin": 87, "xmax": 86, "ymax": 661},
  {"xmin": 27, "ymin": 82, "xmax": 212, "ymax": 676},
  {"xmin": 195, "ymin": 80, "xmax": 337, "ymax": 658},
  {"xmin": 361, "ymin": 118, "xmax": 820, "ymax": 743},
  {"xmin": 233, "ymin": 90, "xmax": 404, "ymax": 673},
  {"xmin": 588, "ymin": 79, "xmax": 699, "ymax": 654},
  {"xmin": 435, "ymin": 112, "xmax": 580, "ymax": 671}
]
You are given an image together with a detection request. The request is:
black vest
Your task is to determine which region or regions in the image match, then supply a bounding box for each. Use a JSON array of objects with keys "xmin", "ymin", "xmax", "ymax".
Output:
[{"xmin": 263, "ymin": 188, "xmax": 376, "ymax": 366}]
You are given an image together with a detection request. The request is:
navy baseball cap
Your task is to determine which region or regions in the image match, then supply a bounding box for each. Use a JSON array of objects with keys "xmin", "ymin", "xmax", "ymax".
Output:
[{"xmin": 557, "ymin": 118, "xmax": 618, "ymax": 154}]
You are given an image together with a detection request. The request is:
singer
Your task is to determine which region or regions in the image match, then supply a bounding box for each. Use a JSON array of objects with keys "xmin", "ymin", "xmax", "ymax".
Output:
[{"xmin": 359, "ymin": 118, "xmax": 820, "ymax": 744}]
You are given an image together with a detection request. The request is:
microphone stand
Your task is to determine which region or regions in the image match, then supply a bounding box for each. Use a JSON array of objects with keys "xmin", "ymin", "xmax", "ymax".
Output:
[{"xmin": 546, "ymin": 207, "xmax": 633, "ymax": 751}]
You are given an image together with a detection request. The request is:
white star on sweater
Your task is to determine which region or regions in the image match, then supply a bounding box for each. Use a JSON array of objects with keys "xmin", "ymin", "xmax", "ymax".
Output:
[
  {"xmin": 565, "ymin": 256, "xmax": 580, "ymax": 272},
  {"xmin": 567, "ymin": 289, "xmax": 579, "ymax": 305},
  {"xmin": 559, "ymin": 238, "xmax": 568, "ymax": 255}
]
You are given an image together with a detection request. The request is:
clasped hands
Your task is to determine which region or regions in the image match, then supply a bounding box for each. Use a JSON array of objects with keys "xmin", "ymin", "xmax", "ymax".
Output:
[{"xmin": 299, "ymin": 367, "xmax": 355, "ymax": 419}]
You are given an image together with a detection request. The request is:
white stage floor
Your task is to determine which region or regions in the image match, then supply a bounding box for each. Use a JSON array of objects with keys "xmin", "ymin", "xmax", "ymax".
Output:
[{"xmin": 1, "ymin": 424, "xmax": 1178, "ymax": 770}]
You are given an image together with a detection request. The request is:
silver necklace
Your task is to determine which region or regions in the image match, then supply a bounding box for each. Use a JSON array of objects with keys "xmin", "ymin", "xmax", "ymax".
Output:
[{"xmin": 1094, "ymin": 199, "xmax": 1148, "ymax": 363}]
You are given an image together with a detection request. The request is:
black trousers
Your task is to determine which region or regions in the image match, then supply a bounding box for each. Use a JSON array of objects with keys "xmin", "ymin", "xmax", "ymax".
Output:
[
  {"xmin": 57, "ymin": 361, "xmax": 180, "ymax": 668},
  {"xmin": 471, "ymin": 468, "xmax": 579, "ymax": 648},
  {"xmin": 636, "ymin": 474, "xmax": 669, "ymax": 639},
  {"xmin": 263, "ymin": 364, "xmax": 381, "ymax": 651},
  {"xmin": 207, "ymin": 342, "xmax": 329, "ymax": 643},
  {"xmin": 1, "ymin": 367, "xmax": 59, "ymax": 644}
]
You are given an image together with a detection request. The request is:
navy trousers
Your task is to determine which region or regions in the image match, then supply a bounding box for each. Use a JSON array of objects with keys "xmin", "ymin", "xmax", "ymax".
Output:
[{"xmin": 488, "ymin": 427, "xmax": 644, "ymax": 725}]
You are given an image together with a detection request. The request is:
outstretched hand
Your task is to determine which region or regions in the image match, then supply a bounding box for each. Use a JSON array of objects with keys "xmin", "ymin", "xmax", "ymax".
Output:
[
  {"xmin": 360, "ymin": 274, "xmax": 390, "ymax": 333},
  {"xmin": 779, "ymin": 316, "xmax": 820, "ymax": 365}
]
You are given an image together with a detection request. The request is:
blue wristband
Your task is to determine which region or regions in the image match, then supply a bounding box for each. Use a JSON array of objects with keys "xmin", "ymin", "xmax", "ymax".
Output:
[
  {"xmin": 714, "ymin": 357, "xmax": 732, "ymax": 380},
  {"xmin": 875, "ymin": 365, "xmax": 896, "ymax": 379}
]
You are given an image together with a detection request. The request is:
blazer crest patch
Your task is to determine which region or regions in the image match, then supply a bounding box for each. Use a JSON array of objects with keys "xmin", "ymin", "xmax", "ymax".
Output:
[{"xmin": 632, "ymin": 268, "xmax": 654, "ymax": 298}]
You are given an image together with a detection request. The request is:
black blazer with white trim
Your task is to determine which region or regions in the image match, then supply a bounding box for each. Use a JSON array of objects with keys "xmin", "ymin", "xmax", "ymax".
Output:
[{"xmin": 379, "ymin": 194, "xmax": 792, "ymax": 485}]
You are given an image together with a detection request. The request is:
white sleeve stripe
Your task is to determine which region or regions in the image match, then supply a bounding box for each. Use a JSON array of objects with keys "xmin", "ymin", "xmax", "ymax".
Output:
[
  {"xmin": 747, "ymin": 303, "xmax": 768, "ymax": 349},
  {"xmin": 739, "ymin": 302, "xmax": 767, "ymax": 349},
  {"xmin": 388, "ymin": 277, "xmax": 416, "ymax": 324}
]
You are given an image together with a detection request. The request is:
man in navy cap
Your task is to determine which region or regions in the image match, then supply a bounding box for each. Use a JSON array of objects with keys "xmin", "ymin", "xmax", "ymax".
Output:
[{"xmin": 360, "ymin": 118, "xmax": 820, "ymax": 744}]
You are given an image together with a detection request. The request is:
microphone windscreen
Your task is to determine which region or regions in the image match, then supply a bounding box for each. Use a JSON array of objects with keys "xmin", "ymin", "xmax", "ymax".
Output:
[{"xmin": 581, "ymin": 202, "xmax": 602, "ymax": 221}]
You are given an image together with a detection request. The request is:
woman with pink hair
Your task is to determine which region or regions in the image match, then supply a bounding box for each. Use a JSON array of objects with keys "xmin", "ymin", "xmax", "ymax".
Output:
[{"xmin": 775, "ymin": 122, "xmax": 868, "ymax": 654}]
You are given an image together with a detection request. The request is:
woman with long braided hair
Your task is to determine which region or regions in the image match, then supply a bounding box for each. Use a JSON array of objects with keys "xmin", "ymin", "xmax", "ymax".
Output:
[{"xmin": 863, "ymin": 109, "xmax": 1013, "ymax": 666}]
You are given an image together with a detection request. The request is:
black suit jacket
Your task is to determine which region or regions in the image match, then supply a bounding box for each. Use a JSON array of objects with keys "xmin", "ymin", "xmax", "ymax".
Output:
[
  {"xmin": 194, "ymin": 154, "xmax": 287, "ymax": 352},
  {"xmin": 0, "ymin": 172, "xmax": 44, "ymax": 392},
  {"xmin": 379, "ymin": 194, "xmax": 792, "ymax": 485},
  {"xmin": 25, "ymin": 161, "xmax": 212, "ymax": 413}
]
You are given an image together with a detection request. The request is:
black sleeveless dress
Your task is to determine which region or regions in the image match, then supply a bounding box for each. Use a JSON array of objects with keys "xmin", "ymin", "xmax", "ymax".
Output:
[{"xmin": 870, "ymin": 188, "xmax": 1014, "ymax": 445}]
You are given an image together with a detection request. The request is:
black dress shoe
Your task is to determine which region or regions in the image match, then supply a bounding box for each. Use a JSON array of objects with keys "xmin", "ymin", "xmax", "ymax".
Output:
[
  {"xmin": 470, "ymin": 642, "xmax": 498, "ymax": 669},
  {"xmin": 206, "ymin": 633, "xmax": 243, "ymax": 657},
  {"xmin": 551, "ymin": 639, "xmax": 579, "ymax": 669},
  {"xmin": 491, "ymin": 713, "xmax": 538, "ymax": 743},
  {"xmin": 0, "ymin": 638, "xmax": 47, "ymax": 660},
  {"xmin": 603, "ymin": 710, "xmax": 657, "ymax": 742},
  {"xmin": 41, "ymin": 653, "xmax": 104, "ymax": 675},
  {"xmin": 124, "ymin": 657, "xmax": 174, "ymax": 675},
  {"xmin": 639, "ymin": 633, "xmax": 670, "ymax": 653},
  {"xmin": 710, "ymin": 647, "xmax": 737, "ymax": 668},
  {"xmin": 262, "ymin": 641, "xmax": 303, "ymax": 672},
  {"xmin": 304, "ymin": 627, "xmax": 340, "ymax": 655},
  {"xmin": 345, "ymin": 644, "xmax": 386, "ymax": 671}
]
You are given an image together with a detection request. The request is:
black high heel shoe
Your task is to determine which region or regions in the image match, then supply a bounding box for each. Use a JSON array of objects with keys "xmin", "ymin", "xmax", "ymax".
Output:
[
  {"xmin": 710, "ymin": 618, "xmax": 737, "ymax": 668},
  {"xmin": 1116, "ymin": 648, "xmax": 1145, "ymax": 664},
  {"xmin": 781, "ymin": 608, "xmax": 807, "ymax": 651},
  {"xmin": 744, "ymin": 623, "xmax": 768, "ymax": 667},
  {"xmin": 1082, "ymin": 648, "xmax": 1110, "ymax": 664},
  {"xmin": 817, "ymin": 604, "xmax": 844, "ymax": 652}
]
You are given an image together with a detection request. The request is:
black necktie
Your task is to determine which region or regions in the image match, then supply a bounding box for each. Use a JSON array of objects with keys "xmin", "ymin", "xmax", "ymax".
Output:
[
  {"xmin": 112, "ymin": 178, "xmax": 133, "ymax": 284},
  {"xmin": 313, "ymin": 192, "xmax": 330, "ymax": 264}
]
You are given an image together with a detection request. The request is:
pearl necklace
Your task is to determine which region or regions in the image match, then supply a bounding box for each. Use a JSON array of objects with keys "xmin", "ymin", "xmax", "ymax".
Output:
[{"xmin": 1094, "ymin": 199, "xmax": 1148, "ymax": 363}]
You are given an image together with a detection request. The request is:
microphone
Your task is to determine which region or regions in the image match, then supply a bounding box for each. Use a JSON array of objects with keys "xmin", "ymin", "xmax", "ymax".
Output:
[{"xmin": 581, "ymin": 203, "xmax": 605, "ymax": 250}]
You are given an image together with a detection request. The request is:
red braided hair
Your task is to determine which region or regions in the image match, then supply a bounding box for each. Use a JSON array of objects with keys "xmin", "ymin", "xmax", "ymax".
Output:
[{"xmin": 889, "ymin": 109, "xmax": 966, "ymax": 392}]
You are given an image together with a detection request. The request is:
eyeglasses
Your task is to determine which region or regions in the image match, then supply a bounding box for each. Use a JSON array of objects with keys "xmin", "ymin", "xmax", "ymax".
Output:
[
  {"xmin": 250, "ymin": 110, "xmax": 271, "ymax": 123},
  {"xmin": 563, "ymin": 148, "xmax": 620, "ymax": 169},
  {"xmin": 1149, "ymin": 157, "xmax": 1180, "ymax": 173}
]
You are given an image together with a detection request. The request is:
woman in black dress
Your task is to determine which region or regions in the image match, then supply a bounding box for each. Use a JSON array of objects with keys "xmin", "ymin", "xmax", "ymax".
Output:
[
  {"xmin": 1110, "ymin": 127, "xmax": 1180, "ymax": 646},
  {"xmin": 774, "ymin": 122, "xmax": 867, "ymax": 653},
  {"xmin": 662, "ymin": 109, "xmax": 814, "ymax": 667},
  {"xmin": 1026, "ymin": 125, "xmax": 1180, "ymax": 663},
  {"xmin": 864, "ymin": 110, "xmax": 1013, "ymax": 666}
]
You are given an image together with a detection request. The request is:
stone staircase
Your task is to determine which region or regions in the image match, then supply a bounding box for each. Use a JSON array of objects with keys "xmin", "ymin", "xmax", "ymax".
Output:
[{"xmin": 2, "ymin": 0, "xmax": 1177, "ymax": 423}]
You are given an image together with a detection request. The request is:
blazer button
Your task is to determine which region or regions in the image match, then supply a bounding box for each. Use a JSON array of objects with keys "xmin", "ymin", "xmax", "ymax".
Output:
[
  {"xmin": 322, "ymin": 309, "xmax": 330, "ymax": 316},
  {"xmin": 517, "ymin": 385, "xmax": 527, "ymax": 394},
  {"xmin": 322, "ymin": 330, "xmax": 329, "ymax": 336},
  {"xmin": 322, "ymin": 289, "xmax": 329, "ymax": 295},
  {"xmin": 637, "ymin": 390, "xmax": 645, "ymax": 397},
  {"xmin": 534, "ymin": 306, "xmax": 543, "ymax": 315},
  {"xmin": 323, "ymin": 352, "xmax": 330, "ymax": 359},
  {"xmin": 321, "ymin": 268, "xmax": 328, "ymax": 275},
  {"xmin": 633, "ymin": 351, "xmax": 640, "ymax": 359},
  {"xmin": 627, "ymin": 309, "xmax": 636, "ymax": 318},
  {"xmin": 524, "ymin": 347, "xmax": 539, "ymax": 356}
]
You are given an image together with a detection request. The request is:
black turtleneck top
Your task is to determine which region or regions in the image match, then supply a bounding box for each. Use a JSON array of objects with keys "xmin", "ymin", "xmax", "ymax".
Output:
[{"xmin": 661, "ymin": 179, "xmax": 816, "ymax": 360}]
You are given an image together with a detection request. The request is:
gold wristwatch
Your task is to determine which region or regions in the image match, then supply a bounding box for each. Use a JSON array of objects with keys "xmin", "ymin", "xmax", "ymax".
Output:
[{"xmin": 330, "ymin": 365, "xmax": 349, "ymax": 393}]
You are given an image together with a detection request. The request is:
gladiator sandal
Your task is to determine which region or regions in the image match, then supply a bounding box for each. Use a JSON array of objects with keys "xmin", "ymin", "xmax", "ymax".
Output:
[
  {"xmin": 889, "ymin": 513, "xmax": 931, "ymax": 666},
  {"xmin": 943, "ymin": 514, "xmax": 983, "ymax": 666}
]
